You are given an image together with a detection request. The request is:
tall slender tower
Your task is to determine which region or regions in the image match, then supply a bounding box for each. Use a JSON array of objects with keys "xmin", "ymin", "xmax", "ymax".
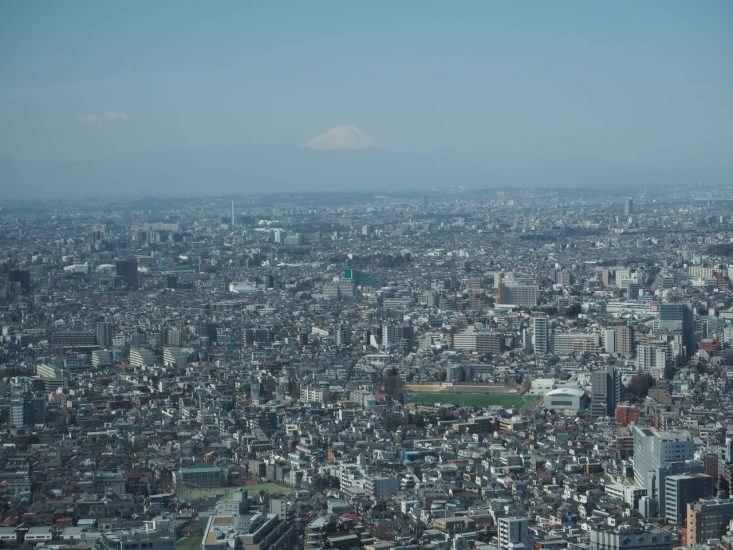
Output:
[
  {"xmin": 532, "ymin": 315, "xmax": 549, "ymax": 354},
  {"xmin": 624, "ymin": 196, "xmax": 633, "ymax": 217},
  {"xmin": 231, "ymin": 200, "xmax": 235, "ymax": 226},
  {"xmin": 591, "ymin": 365, "xmax": 620, "ymax": 419}
]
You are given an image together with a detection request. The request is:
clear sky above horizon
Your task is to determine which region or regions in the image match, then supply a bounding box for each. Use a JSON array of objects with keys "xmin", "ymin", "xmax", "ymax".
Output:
[{"xmin": 1, "ymin": 1, "xmax": 731, "ymax": 168}]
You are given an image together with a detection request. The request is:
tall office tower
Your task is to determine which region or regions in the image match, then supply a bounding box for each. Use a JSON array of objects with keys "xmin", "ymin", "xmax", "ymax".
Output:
[
  {"xmin": 591, "ymin": 365, "xmax": 621, "ymax": 419},
  {"xmin": 8, "ymin": 269, "xmax": 31, "ymax": 292},
  {"xmin": 165, "ymin": 274, "xmax": 178, "ymax": 289},
  {"xmin": 24, "ymin": 394, "xmax": 46, "ymax": 425},
  {"xmin": 497, "ymin": 517, "xmax": 530, "ymax": 550},
  {"xmin": 658, "ymin": 303, "xmax": 696, "ymax": 355},
  {"xmin": 115, "ymin": 256, "xmax": 139, "ymax": 289},
  {"xmin": 532, "ymin": 316, "xmax": 549, "ymax": 354},
  {"xmin": 10, "ymin": 392, "xmax": 47, "ymax": 427},
  {"xmin": 624, "ymin": 196, "xmax": 633, "ymax": 217},
  {"xmin": 664, "ymin": 473, "xmax": 714, "ymax": 525},
  {"xmin": 336, "ymin": 323, "xmax": 351, "ymax": 347},
  {"xmin": 96, "ymin": 321, "xmax": 113, "ymax": 347},
  {"xmin": 632, "ymin": 426, "xmax": 694, "ymax": 513},
  {"xmin": 231, "ymin": 200, "xmax": 235, "ymax": 226}
]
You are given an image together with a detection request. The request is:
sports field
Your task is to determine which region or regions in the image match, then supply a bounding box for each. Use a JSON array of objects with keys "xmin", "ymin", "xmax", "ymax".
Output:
[
  {"xmin": 405, "ymin": 391, "xmax": 538, "ymax": 410},
  {"xmin": 177, "ymin": 482, "xmax": 291, "ymax": 500},
  {"xmin": 176, "ymin": 536, "xmax": 202, "ymax": 550}
]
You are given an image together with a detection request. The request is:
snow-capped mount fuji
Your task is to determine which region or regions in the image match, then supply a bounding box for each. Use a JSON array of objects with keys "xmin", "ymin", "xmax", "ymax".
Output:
[{"xmin": 302, "ymin": 125, "xmax": 381, "ymax": 151}]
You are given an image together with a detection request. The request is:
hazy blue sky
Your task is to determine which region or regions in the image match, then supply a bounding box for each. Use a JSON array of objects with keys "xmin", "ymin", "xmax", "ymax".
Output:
[{"xmin": 1, "ymin": 1, "xmax": 731, "ymax": 168}]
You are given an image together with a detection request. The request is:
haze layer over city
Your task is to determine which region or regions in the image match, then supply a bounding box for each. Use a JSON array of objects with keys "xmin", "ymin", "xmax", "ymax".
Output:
[{"xmin": 1, "ymin": 3, "xmax": 733, "ymax": 550}]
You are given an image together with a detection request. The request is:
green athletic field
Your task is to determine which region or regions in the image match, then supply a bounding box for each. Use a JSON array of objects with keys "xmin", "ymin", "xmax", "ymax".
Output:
[{"xmin": 176, "ymin": 536, "xmax": 202, "ymax": 550}]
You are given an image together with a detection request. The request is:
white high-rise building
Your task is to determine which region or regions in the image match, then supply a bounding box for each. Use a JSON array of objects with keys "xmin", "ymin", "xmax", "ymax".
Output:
[
  {"xmin": 10, "ymin": 397, "xmax": 25, "ymax": 428},
  {"xmin": 637, "ymin": 343, "xmax": 669, "ymax": 380},
  {"xmin": 532, "ymin": 316, "xmax": 549, "ymax": 354},
  {"xmin": 604, "ymin": 328, "xmax": 617, "ymax": 354},
  {"xmin": 498, "ymin": 517, "xmax": 530, "ymax": 550},
  {"xmin": 632, "ymin": 426, "xmax": 694, "ymax": 513}
]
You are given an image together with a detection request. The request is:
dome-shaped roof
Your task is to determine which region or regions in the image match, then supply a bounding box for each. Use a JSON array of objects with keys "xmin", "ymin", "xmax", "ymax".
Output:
[{"xmin": 545, "ymin": 387, "xmax": 585, "ymax": 398}]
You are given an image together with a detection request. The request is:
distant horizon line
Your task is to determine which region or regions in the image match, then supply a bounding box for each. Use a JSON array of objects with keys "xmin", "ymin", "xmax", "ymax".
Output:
[{"xmin": 0, "ymin": 183, "xmax": 720, "ymax": 204}]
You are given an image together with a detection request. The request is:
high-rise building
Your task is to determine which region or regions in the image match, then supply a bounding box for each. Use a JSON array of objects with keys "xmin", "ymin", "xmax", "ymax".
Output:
[
  {"xmin": 382, "ymin": 323, "xmax": 413, "ymax": 351},
  {"xmin": 336, "ymin": 324, "xmax": 351, "ymax": 347},
  {"xmin": 605, "ymin": 324, "xmax": 635, "ymax": 356},
  {"xmin": 477, "ymin": 332, "xmax": 504, "ymax": 355},
  {"xmin": 493, "ymin": 271, "xmax": 504, "ymax": 289},
  {"xmin": 664, "ymin": 473, "xmax": 714, "ymax": 525},
  {"xmin": 498, "ymin": 283, "xmax": 538, "ymax": 307},
  {"xmin": 497, "ymin": 517, "xmax": 530, "ymax": 550},
  {"xmin": 116, "ymin": 256, "xmax": 139, "ymax": 289},
  {"xmin": 163, "ymin": 347, "xmax": 191, "ymax": 367},
  {"xmin": 591, "ymin": 366, "xmax": 621, "ymax": 419},
  {"xmin": 632, "ymin": 426, "xmax": 694, "ymax": 513},
  {"xmin": 624, "ymin": 196, "xmax": 634, "ymax": 217},
  {"xmin": 532, "ymin": 316, "xmax": 549, "ymax": 354},
  {"xmin": 658, "ymin": 303, "xmax": 695, "ymax": 355},
  {"xmin": 686, "ymin": 499, "xmax": 733, "ymax": 545},
  {"xmin": 625, "ymin": 281, "xmax": 642, "ymax": 300},
  {"xmin": 9, "ymin": 397, "xmax": 25, "ymax": 428},
  {"xmin": 600, "ymin": 268, "xmax": 612, "ymax": 287},
  {"xmin": 165, "ymin": 274, "xmax": 178, "ymax": 289},
  {"xmin": 96, "ymin": 321, "xmax": 114, "ymax": 347},
  {"xmin": 8, "ymin": 269, "xmax": 31, "ymax": 292},
  {"xmin": 604, "ymin": 328, "xmax": 617, "ymax": 355},
  {"xmin": 24, "ymin": 394, "xmax": 46, "ymax": 425},
  {"xmin": 36, "ymin": 363, "xmax": 66, "ymax": 391},
  {"xmin": 129, "ymin": 348, "xmax": 156, "ymax": 367},
  {"xmin": 616, "ymin": 324, "xmax": 635, "ymax": 356},
  {"xmin": 453, "ymin": 330, "xmax": 478, "ymax": 351},
  {"xmin": 637, "ymin": 343, "xmax": 670, "ymax": 380},
  {"xmin": 197, "ymin": 322, "xmax": 218, "ymax": 343},
  {"xmin": 324, "ymin": 278, "xmax": 355, "ymax": 300}
]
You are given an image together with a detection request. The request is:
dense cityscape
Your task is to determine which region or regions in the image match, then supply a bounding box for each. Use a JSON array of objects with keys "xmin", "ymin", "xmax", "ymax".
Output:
[{"xmin": 1, "ymin": 185, "xmax": 733, "ymax": 550}]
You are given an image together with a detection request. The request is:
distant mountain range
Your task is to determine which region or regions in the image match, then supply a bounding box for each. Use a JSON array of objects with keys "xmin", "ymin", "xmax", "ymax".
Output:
[{"xmin": 0, "ymin": 145, "xmax": 728, "ymax": 198}]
